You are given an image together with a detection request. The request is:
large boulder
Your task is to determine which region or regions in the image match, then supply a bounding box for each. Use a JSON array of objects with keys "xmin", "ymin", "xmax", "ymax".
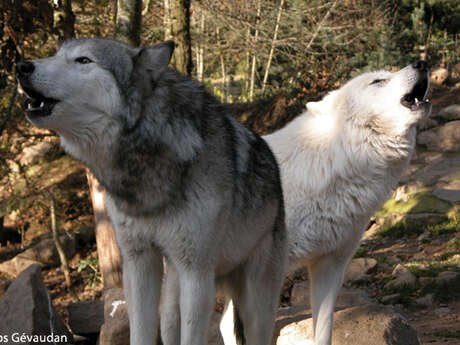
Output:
[
  {"xmin": 68, "ymin": 300, "xmax": 104, "ymax": 336},
  {"xmin": 275, "ymin": 304, "xmax": 420, "ymax": 345},
  {"xmin": 417, "ymin": 120, "xmax": 460, "ymax": 153},
  {"xmin": 0, "ymin": 234, "xmax": 76, "ymax": 278},
  {"xmin": 0, "ymin": 264, "xmax": 73, "ymax": 344},
  {"xmin": 99, "ymin": 288, "xmax": 129, "ymax": 345}
]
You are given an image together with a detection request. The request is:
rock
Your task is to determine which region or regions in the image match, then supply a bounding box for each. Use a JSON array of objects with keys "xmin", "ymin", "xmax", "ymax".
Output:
[
  {"xmin": 0, "ymin": 264, "xmax": 73, "ymax": 344},
  {"xmin": 0, "ymin": 276, "xmax": 11, "ymax": 298},
  {"xmin": 276, "ymin": 304, "xmax": 420, "ymax": 345},
  {"xmin": 435, "ymin": 307, "xmax": 450, "ymax": 316},
  {"xmin": 99, "ymin": 288, "xmax": 129, "ymax": 345},
  {"xmin": 417, "ymin": 231, "xmax": 431, "ymax": 242},
  {"xmin": 388, "ymin": 264, "xmax": 417, "ymax": 287},
  {"xmin": 19, "ymin": 142, "xmax": 54, "ymax": 166},
  {"xmin": 23, "ymin": 234, "xmax": 76, "ymax": 267},
  {"xmin": 436, "ymin": 271, "xmax": 459, "ymax": 283},
  {"xmin": 0, "ymin": 256, "xmax": 43, "ymax": 278},
  {"xmin": 433, "ymin": 180, "xmax": 460, "ymax": 203},
  {"xmin": 415, "ymin": 294, "xmax": 433, "ymax": 306},
  {"xmin": 344, "ymin": 258, "xmax": 377, "ymax": 282},
  {"xmin": 290, "ymin": 282, "xmax": 371, "ymax": 310},
  {"xmin": 68, "ymin": 300, "xmax": 104, "ymax": 336},
  {"xmin": 419, "ymin": 277, "xmax": 434, "ymax": 285},
  {"xmin": 417, "ymin": 120, "xmax": 460, "ymax": 152},
  {"xmin": 430, "ymin": 67, "xmax": 448, "ymax": 85},
  {"xmin": 0, "ymin": 234, "xmax": 76, "ymax": 277},
  {"xmin": 436, "ymin": 104, "xmax": 460, "ymax": 121},
  {"xmin": 381, "ymin": 293, "xmax": 401, "ymax": 305}
]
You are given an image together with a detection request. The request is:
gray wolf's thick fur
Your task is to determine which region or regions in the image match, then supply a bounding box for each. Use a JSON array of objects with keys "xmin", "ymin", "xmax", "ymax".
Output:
[
  {"xmin": 221, "ymin": 62, "xmax": 431, "ymax": 345},
  {"xmin": 16, "ymin": 38, "xmax": 287, "ymax": 345}
]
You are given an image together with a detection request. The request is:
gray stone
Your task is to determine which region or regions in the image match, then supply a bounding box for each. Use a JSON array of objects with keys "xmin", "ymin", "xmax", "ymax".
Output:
[
  {"xmin": 381, "ymin": 293, "xmax": 401, "ymax": 305},
  {"xmin": 417, "ymin": 120, "xmax": 460, "ymax": 152},
  {"xmin": 275, "ymin": 304, "xmax": 421, "ymax": 345},
  {"xmin": 419, "ymin": 277, "xmax": 435, "ymax": 285},
  {"xmin": 99, "ymin": 288, "xmax": 129, "ymax": 345},
  {"xmin": 436, "ymin": 271, "xmax": 459, "ymax": 283},
  {"xmin": 0, "ymin": 256, "xmax": 43, "ymax": 278},
  {"xmin": 415, "ymin": 294, "xmax": 433, "ymax": 306},
  {"xmin": 388, "ymin": 264, "xmax": 417, "ymax": 287},
  {"xmin": 433, "ymin": 180, "xmax": 460, "ymax": 203},
  {"xmin": 68, "ymin": 300, "xmax": 104, "ymax": 336},
  {"xmin": 437, "ymin": 104, "xmax": 460, "ymax": 121},
  {"xmin": 0, "ymin": 276, "xmax": 11, "ymax": 298},
  {"xmin": 344, "ymin": 258, "xmax": 377, "ymax": 282},
  {"xmin": 0, "ymin": 264, "xmax": 73, "ymax": 344},
  {"xmin": 0, "ymin": 234, "xmax": 76, "ymax": 277}
]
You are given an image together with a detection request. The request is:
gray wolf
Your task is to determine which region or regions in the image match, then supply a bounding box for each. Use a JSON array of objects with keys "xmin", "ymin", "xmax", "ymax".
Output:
[
  {"xmin": 16, "ymin": 38, "xmax": 287, "ymax": 345},
  {"xmin": 222, "ymin": 61, "xmax": 431, "ymax": 345}
]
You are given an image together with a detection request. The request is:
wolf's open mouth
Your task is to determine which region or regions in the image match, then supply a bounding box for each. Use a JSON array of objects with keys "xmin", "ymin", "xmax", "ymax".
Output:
[
  {"xmin": 21, "ymin": 86, "xmax": 59, "ymax": 118},
  {"xmin": 401, "ymin": 73, "xmax": 430, "ymax": 111}
]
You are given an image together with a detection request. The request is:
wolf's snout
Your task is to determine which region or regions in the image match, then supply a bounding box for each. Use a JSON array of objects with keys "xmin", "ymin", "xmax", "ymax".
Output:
[
  {"xmin": 412, "ymin": 60, "xmax": 428, "ymax": 72},
  {"xmin": 16, "ymin": 61, "xmax": 35, "ymax": 78}
]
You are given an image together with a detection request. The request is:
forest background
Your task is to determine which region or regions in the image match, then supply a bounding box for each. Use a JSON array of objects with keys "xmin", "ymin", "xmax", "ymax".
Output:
[{"xmin": 0, "ymin": 0, "xmax": 459, "ymax": 327}]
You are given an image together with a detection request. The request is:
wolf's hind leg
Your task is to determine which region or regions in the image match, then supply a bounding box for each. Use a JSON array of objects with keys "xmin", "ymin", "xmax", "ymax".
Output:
[
  {"xmin": 231, "ymin": 232, "xmax": 287, "ymax": 345},
  {"xmin": 122, "ymin": 247, "xmax": 163, "ymax": 345},
  {"xmin": 308, "ymin": 253, "xmax": 349, "ymax": 345},
  {"xmin": 160, "ymin": 263, "xmax": 180, "ymax": 345}
]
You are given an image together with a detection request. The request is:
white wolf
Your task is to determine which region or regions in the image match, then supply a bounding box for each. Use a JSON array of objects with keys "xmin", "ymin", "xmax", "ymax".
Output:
[{"xmin": 222, "ymin": 61, "xmax": 431, "ymax": 345}]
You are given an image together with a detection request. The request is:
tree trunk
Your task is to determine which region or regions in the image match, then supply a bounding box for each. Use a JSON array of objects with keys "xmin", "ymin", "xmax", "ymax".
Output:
[
  {"xmin": 168, "ymin": 0, "xmax": 192, "ymax": 75},
  {"xmin": 196, "ymin": 11, "xmax": 205, "ymax": 82},
  {"xmin": 115, "ymin": 0, "xmax": 143, "ymax": 46},
  {"xmin": 53, "ymin": 0, "xmax": 75, "ymax": 40},
  {"xmin": 262, "ymin": 0, "xmax": 285, "ymax": 94},
  {"xmin": 164, "ymin": 0, "xmax": 173, "ymax": 40},
  {"xmin": 249, "ymin": 1, "xmax": 261, "ymax": 102},
  {"xmin": 86, "ymin": 171, "xmax": 123, "ymax": 288}
]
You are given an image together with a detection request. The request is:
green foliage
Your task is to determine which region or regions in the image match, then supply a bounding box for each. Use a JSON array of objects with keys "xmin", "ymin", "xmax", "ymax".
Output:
[
  {"xmin": 377, "ymin": 219, "xmax": 459, "ymax": 240},
  {"xmin": 77, "ymin": 258, "xmax": 102, "ymax": 288}
]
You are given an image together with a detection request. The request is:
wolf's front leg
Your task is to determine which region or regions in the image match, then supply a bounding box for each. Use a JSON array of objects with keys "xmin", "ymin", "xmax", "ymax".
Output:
[
  {"xmin": 178, "ymin": 269, "xmax": 215, "ymax": 345},
  {"xmin": 122, "ymin": 247, "xmax": 163, "ymax": 345},
  {"xmin": 161, "ymin": 263, "xmax": 181, "ymax": 345},
  {"xmin": 308, "ymin": 253, "xmax": 349, "ymax": 345}
]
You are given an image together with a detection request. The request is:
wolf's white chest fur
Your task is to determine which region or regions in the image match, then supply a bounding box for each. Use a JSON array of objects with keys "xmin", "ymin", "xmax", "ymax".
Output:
[{"xmin": 264, "ymin": 111, "xmax": 415, "ymax": 261}]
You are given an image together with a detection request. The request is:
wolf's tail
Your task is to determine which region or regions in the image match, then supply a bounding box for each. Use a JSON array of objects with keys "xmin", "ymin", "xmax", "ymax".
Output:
[{"xmin": 234, "ymin": 305, "xmax": 246, "ymax": 345}]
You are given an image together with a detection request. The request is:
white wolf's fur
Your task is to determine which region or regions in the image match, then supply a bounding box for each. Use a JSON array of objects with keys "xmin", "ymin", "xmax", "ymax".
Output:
[{"xmin": 222, "ymin": 63, "xmax": 431, "ymax": 345}]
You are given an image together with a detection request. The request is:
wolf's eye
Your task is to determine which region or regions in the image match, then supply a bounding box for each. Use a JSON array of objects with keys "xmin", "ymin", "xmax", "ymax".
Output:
[
  {"xmin": 75, "ymin": 57, "xmax": 93, "ymax": 64},
  {"xmin": 370, "ymin": 79, "xmax": 387, "ymax": 85}
]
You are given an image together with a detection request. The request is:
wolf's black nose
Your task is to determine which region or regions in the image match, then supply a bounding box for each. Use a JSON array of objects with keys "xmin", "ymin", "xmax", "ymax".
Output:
[
  {"xmin": 412, "ymin": 60, "xmax": 428, "ymax": 72},
  {"xmin": 16, "ymin": 61, "xmax": 35, "ymax": 77}
]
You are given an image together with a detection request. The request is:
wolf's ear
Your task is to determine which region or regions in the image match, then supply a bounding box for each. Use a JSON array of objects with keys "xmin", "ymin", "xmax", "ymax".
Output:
[
  {"xmin": 306, "ymin": 91, "xmax": 338, "ymax": 116},
  {"xmin": 134, "ymin": 40, "xmax": 175, "ymax": 69}
]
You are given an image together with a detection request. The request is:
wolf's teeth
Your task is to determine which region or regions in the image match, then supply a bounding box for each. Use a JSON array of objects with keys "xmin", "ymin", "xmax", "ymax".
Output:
[
  {"xmin": 27, "ymin": 103, "xmax": 32, "ymax": 110},
  {"xmin": 40, "ymin": 102, "xmax": 45, "ymax": 108},
  {"xmin": 415, "ymin": 98, "xmax": 419, "ymax": 104}
]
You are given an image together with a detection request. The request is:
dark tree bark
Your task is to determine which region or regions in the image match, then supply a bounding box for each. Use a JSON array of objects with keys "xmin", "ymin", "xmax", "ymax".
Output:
[
  {"xmin": 114, "ymin": 0, "xmax": 143, "ymax": 46},
  {"xmin": 165, "ymin": 0, "xmax": 192, "ymax": 75},
  {"xmin": 53, "ymin": 0, "xmax": 75, "ymax": 40}
]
